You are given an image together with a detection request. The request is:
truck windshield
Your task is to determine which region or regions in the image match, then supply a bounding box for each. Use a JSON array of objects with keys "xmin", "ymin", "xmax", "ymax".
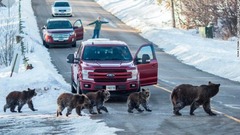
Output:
[
  {"xmin": 47, "ymin": 21, "xmax": 72, "ymax": 29},
  {"xmin": 82, "ymin": 46, "xmax": 132, "ymax": 61}
]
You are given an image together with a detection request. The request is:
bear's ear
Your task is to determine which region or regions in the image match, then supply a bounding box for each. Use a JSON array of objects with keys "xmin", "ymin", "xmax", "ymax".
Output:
[
  {"xmin": 208, "ymin": 81, "xmax": 212, "ymax": 85},
  {"xmin": 217, "ymin": 84, "xmax": 220, "ymax": 87},
  {"xmin": 141, "ymin": 88, "xmax": 146, "ymax": 92},
  {"xmin": 23, "ymin": 90, "xmax": 28, "ymax": 95},
  {"xmin": 28, "ymin": 88, "xmax": 35, "ymax": 91}
]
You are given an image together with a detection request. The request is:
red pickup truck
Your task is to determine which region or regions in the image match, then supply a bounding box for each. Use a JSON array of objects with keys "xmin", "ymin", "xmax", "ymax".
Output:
[{"xmin": 67, "ymin": 39, "xmax": 158, "ymax": 95}]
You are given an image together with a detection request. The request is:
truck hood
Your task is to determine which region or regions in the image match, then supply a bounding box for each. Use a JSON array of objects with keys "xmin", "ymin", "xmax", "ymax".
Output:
[
  {"xmin": 82, "ymin": 60, "xmax": 134, "ymax": 68},
  {"xmin": 47, "ymin": 29, "xmax": 73, "ymax": 34}
]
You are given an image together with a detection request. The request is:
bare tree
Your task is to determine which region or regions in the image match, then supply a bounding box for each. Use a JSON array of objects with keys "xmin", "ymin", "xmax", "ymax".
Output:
[
  {"xmin": 0, "ymin": 19, "xmax": 17, "ymax": 67},
  {"xmin": 175, "ymin": 0, "xmax": 237, "ymax": 39},
  {"xmin": 238, "ymin": 0, "xmax": 240, "ymax": 38},
  {"xmin": 0, "ymin": 4, "xmax": 19, "ymax": 67}
]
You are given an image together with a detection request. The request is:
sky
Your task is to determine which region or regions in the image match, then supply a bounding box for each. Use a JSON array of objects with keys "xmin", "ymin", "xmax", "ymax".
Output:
[{"xmin": 0, "ymin": 0, "xmax": 239, "ymax": 134}]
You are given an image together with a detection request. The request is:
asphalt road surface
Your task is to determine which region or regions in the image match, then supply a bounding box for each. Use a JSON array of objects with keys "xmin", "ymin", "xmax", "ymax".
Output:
[{"xmin": 31, "ymin": 0, "xmax": 240, "ymax": 134}]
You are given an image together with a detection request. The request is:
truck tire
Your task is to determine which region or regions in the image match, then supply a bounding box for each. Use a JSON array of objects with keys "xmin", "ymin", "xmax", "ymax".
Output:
[
  {"xmin": 72, "ymin": 42, "xmax": 76, "ymax": 47},
  {"xmin": 76, "ymin": 79, "xmax": 82, "ymax": 94},
  {"xmin": 71, "ymin": 81, "xmax": 77, "ymax": 93}
]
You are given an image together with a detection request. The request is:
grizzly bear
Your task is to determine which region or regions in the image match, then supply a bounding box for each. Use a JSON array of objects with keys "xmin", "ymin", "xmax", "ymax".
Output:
[
  {"xmin": 83, "ymin": 89, "xmax": 110, "ymax": 114},
  {"xmin": 127, "ymin": 88, "xmax": 152, "ymax": 113},
  {"xmin": 170, "ymin": 81, "xmax": 220, "ymax": 116},
  {"xmin": 3, "ymin": 88, "xmax": 37, "ymax": 113},
  {"xmin": 57, "ymin": 93, "xmax": 91, "ymax": 117}
]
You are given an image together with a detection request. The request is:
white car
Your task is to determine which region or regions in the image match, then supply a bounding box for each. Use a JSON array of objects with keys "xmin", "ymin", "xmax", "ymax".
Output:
[{"xmin": 51, "ymin": 0, "xmax": 72, "ymax": 17}]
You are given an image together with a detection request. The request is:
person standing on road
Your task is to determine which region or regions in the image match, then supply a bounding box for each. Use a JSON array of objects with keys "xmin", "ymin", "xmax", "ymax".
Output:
[{"xmin": 88, "ymin": 16, "xmax": 108, "ymax": 38}]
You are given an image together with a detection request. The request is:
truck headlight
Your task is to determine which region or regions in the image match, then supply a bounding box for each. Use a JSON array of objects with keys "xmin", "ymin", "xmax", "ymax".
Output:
[
  {"xmin": 127, "ymin": 69, "xmax": 138, "ymax": 80},
  {"xmin": 82, "ymin": 69, "xmax": 94, "ymax": 81}
]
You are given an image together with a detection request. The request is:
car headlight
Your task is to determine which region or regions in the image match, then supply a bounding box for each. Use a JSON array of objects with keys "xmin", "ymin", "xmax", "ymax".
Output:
[
  {"xmin": 45, "ymin": 32, "xmax": 52, "ymax": 37},
  {"xmin": 69, "ymin": 31, "xmax": 75, "ymax": 36},
  {"xmin": 82, "ymin": 69, "xmax": 94, "ymax": 81},
  {"xmin": 127, "ymin": 68, "xmax": 138, "ymax": 80}
]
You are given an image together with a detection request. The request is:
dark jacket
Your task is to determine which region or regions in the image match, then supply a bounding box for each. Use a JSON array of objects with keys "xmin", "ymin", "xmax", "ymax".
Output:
[{"xmin": 88, "ymin": 20, "xmax": 108, "ymax": 30}]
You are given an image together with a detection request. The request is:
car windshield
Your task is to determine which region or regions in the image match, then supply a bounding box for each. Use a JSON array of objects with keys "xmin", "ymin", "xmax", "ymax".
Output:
[
  {"xmin": 47, "ymin": 20, "xmax": 72, "ymax": 29},
  {"xmin": 82, "ymin": 46, "xmax": 132, "ymax": 61},
  {"xmin": 54, "ymin": 2, "xmax": 70, "ymax": 7}
]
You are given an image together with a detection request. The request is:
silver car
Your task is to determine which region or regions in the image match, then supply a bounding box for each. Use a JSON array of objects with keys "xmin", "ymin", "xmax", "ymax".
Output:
[{"xmin": 51, "ymin": 0, "xmax": 72, "ymax": 17}]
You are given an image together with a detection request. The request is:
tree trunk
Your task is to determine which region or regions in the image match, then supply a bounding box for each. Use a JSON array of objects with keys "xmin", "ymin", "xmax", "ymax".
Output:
[{"xmin": 238, "ymin": 0, "xmax": 240, "ymax": 38}]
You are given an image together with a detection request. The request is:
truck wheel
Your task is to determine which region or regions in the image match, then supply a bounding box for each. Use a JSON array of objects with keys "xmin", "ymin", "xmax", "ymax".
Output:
[
  {"xmin": 72, "ymin": 42, "xmax": 76, "ymax": 47},
  {"xmin": 136, "ymin": 86, "xmax": 141, "ymax": 92},
  {"xmin": 71, "ymin": 80, "xmax": 77, "ymax": 93},
  {"xmin": 76, "ymin": 80, "xmax": 82, "ymax": 94}
]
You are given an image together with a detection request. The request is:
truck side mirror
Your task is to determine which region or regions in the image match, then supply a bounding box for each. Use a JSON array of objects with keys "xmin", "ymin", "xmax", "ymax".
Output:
[
  {"xmin": 67, "ymin": 54, "xmax": 74, "ymax": 63},
  {"xmin": 142, "ymin": 54, "xmax": 150, "ymax": 64},
  {"xmin": 41, "ymin": 26, "xmax": 46, "ymax": 30}
]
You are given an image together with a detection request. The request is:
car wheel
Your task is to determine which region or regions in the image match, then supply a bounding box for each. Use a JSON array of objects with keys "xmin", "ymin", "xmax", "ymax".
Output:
[{"xmin": 43, "ymin": 40, "xmax": 49, "ymax": 48}]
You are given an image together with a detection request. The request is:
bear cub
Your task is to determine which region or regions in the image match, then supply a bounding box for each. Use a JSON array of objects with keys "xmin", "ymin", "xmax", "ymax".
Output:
[
  {"xmin": 57, "ymin": 93, "xmax": 91, "ymax": 117},
  {"xmin": 4, "ymin": 88, "xmax": 37, "ymax": 113},
  {"xmin": 170, "ymin": 81, "xmax": 220, "ymax": 116},
  {"xmin": 127, "ymin": 88, "xmax": 152, "ymax": 113},
  {"xmin": 84, "ymin": 89, "xmax": 110, "ymax": 114}
]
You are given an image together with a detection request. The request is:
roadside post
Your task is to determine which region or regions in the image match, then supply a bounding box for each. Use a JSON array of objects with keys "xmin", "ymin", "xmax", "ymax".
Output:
[{"xmin": 10, "ymin": 51, "xmax": 21, "ymax": 77}]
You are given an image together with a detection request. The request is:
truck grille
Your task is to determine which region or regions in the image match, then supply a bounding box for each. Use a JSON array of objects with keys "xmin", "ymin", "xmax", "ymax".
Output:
[{"xmin": 90, "ymin": 69, "xmax": 130, "ymax": 82}]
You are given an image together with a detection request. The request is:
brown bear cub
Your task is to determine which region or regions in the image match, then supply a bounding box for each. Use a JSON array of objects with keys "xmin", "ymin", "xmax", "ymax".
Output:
[
  {"xmin": 84, "ymin": 89, "xmax": 111, "ymax": 114},
  {"xmin": 127, "ymin": 88, "xmax": 152, "ymax": 113},
  {"xmin": 4, "ymin": 88, "xmax": 37, "ymax": 113},
  {"xmin": 170, "ymin": 81, "xmax": 220, "ymax": 116},
  {"xmin": 57, "ymin": 93, "xmax": 91, "ymax": 117}
]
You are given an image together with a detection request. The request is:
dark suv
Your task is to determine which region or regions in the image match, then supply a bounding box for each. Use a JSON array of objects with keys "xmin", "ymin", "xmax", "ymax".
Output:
[
  {"xmin": 67, "ymin": 38, "xmax": 158, "ymax": 94},
  {"xmin": 42, "ymin": 18, "xmax": 83, "ymax": 48}
]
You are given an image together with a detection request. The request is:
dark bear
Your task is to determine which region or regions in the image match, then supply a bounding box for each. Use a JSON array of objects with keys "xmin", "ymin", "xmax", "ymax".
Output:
[
  {"xmin": 170, "ymin": 81, "xmax": 220, "ymax": 116},
  {"xmin": 127, "ymin": 88, "xmax": 152, "ymax": 113},
  {"xmin": 57, "ymin": 93, "xmax": 91, "ymax": 117},
  {"xmin": 3, "ymin": 88, "xmax": 37, "ymax": 113},
  {"xmin": 83, "ymin": 89, "xmax": 111, "ymax": 114}
]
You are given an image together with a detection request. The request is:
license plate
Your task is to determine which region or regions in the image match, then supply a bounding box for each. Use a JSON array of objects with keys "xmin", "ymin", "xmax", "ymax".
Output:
[
  {"xmin": 106, "ymin": 85, "xmax": 116, "ymax": 91},
  {"xmin": 58, "ymin": 38, "xmax": 64, "ymax": 41},
  {"xmin": 53, "ymin": 38, "xmax": 64, "ymax": 41}
]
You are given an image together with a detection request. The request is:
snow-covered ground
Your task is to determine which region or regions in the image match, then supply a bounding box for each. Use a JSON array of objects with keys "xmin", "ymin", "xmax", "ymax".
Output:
[
  {"xmin": 0, "ymin": 0, "xmax": 122, "ymax": 134},
  {"xmin": 0, "ymin": 0, "xmax": 239, "ymax": 134}
]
